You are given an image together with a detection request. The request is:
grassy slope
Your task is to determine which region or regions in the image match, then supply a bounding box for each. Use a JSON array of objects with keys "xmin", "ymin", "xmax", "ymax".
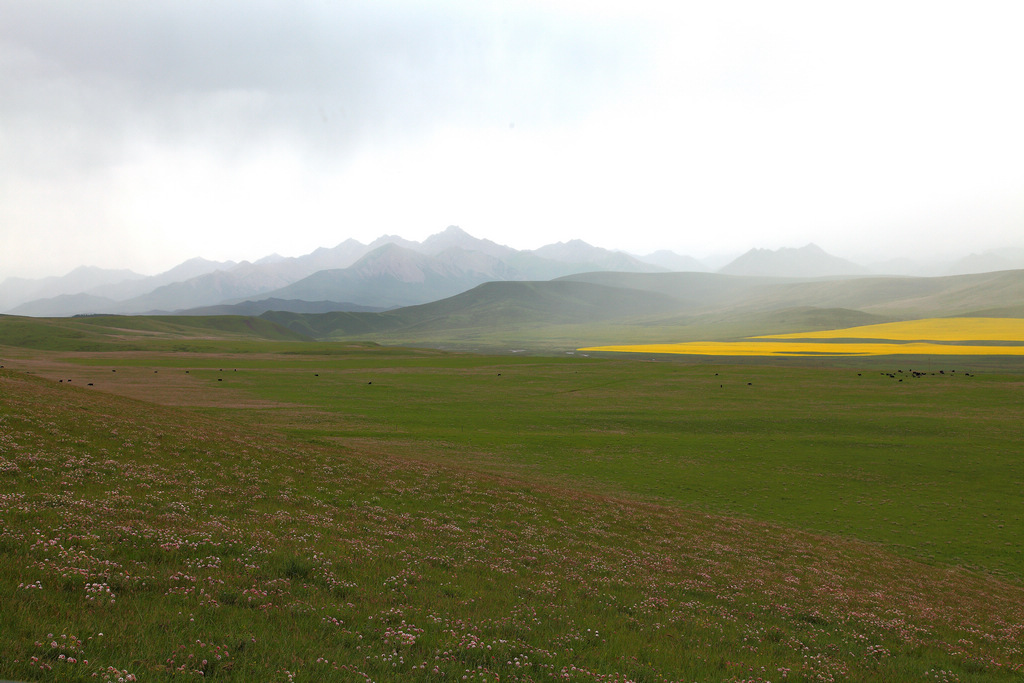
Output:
[
  {"xmin": 3, "ymin": 368, "xmax": 1024, "ymax": 682},
  {"xmin": 263, "ymin": 281, "xmax": 687, "ymax": 337},
  {"xmin": 558, "ymin": 270, "xmax": 1024, "ymax": 318},
  {"xmin": 0, "ymin": 315, "xmax": 311, "ymax": 352},
  {"xmin": 257, "ymin": 270, "xmax": 1024, "ymax": 350}
]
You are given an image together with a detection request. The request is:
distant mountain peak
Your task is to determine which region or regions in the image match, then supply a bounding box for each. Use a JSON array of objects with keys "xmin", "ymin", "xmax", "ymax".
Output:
[
  {"xmin": 719, "ymin": 244, "xmax": 866, "ymax": 278},
  {"xmin": 637, "ymin": 250, "xmax": 708, "ymax": 272},
  {"xmin": 420, "ymin": 225, "xmax": 515, "ymax": 259},
  {"xmin": 530, "ymin": 239, "xmax": 664, "ymax": 273}
]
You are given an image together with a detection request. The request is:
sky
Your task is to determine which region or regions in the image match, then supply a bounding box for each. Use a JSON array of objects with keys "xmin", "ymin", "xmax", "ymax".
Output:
[{"xmin": 2, "ymin": 0, "xmax": 1023, "ymax": 280}]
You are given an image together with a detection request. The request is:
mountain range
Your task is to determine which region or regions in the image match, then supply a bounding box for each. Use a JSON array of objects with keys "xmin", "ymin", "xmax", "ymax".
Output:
[{"xmin": 4, "ymin": 226, "xmax": 1024, "ymax": 317}]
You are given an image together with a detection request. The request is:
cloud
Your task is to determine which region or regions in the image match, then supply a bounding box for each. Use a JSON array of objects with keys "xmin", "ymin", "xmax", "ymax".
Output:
[
  {"xmin": 1, "ymin": 0, "xmax": 647, "ymax": 168},
  {"xmin": 2, "ymin": 1, "xmax": 1024, "ymax": 279}
]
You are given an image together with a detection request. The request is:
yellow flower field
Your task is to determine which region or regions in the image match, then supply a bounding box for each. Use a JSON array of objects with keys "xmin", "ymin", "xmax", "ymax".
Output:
[{"xmin": 579, "ymin": 318, "xmax": 1024, "ymax": 357}]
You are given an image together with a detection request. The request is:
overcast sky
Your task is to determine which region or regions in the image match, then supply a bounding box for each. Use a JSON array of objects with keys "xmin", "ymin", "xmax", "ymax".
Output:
[{"xmin": 3, "ymin": 0, "xmax": 1023, "ymax": 279}]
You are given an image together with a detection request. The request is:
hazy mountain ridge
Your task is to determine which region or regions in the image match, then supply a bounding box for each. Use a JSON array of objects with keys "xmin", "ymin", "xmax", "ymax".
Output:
[
  {"xmin": 718, "ymin": 244, "xmax": 868, "ymax": 278},
  {"xmin": 531, "ymin": 239, "xmax": 665, "ymax": 273},
  {"xmin": 7, "ymin": 293, "xmax": 122, "ymax": 318},
  {"xmin": 0, "ymin": 265, "xmax": 144, "ymax": 311},
  {"xmin": 6, "ymin": 228, "xmax": 1024, "ymax": 317},
  {"xmin": 640, "ymin": 250, "xmax": 709, "ymax": 272},
  {"xmin": 6, "ymin": 227, "xmax": 673, "ymax": 316},
  {"xmin": 262, "ymin": 244, "xmax": 520, "ymax": 310}
]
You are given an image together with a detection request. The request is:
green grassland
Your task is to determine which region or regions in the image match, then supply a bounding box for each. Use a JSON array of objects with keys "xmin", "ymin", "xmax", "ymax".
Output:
[
  {"xmin": 53, "ymin": 345, "xmax": 1024, "ymax": 581},
  {"xmin": 3, "ymin": 314, "xmax": 1024, "ymax": 681}
]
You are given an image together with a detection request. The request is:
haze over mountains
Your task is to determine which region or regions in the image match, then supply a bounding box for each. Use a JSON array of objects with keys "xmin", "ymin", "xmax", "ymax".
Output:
[{"xmin": 4, "ymin": 226, "xmax": 1024, "ymax": 318}]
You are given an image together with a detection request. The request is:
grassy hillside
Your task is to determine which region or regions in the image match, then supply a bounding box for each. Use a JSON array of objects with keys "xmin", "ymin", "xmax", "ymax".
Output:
[
  {"xmin": 262, "ymin": 281, "xmax": 702, "ymax": 351},
  {"xmin": 3, "ymin": 362, "xmax": 1024, "ymax": 682},
  {"xmin": 255, "ymin": 271, "xmax": 1024, "ymax": 351},
  {"xmin": 559, "ymin": 270, "xmax": 1024, "ymax": 318},
  {"xmin": 0, "ymin": 314, "xmax": 311, "ymax": 351}
]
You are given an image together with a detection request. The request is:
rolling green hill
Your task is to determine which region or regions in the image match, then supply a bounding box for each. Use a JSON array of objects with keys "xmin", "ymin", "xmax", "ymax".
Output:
[
  {"xmin": 262, "ymin": 280, "xmax": 689, "ymax": 344},
  {"xmin": 0, "ymin": 314, "xmax": 311, "ymax": 351},
  {"xmin": 257, "ymin": 270, "xmax": 1024, "ymax": 349},
  {"xmin": 560, "ymin": 269, "xmax": 1024, "ymax": 318}
]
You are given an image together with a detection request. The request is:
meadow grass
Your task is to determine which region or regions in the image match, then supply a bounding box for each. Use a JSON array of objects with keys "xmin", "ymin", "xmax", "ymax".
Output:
[
  {"xmin": 3, "ymin": 365, "xmax": 1024, "ymax": 682},
  {"xmin": 10, "ymin": 344, "xmax": 1021, "ymax": 581}
]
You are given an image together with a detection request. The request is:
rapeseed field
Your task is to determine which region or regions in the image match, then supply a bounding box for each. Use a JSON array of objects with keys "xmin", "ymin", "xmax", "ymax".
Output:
[{"xmin": 581, "ymin": 317, "xmax": 1024, "ymax": 357}]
